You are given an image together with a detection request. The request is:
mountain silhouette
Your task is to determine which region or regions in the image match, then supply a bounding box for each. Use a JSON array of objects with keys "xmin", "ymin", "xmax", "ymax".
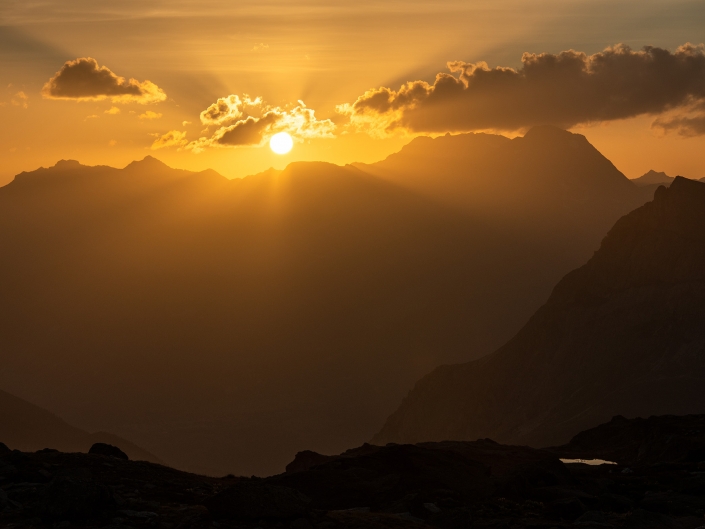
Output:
[
  {"xmin": 0, "ymin": 389, "xmax": 161, "ymax": 463},
  {"xmin": 373, "ymin": 177, "xmax": 705, "ymax": 448},
  {"xmin": 0, "ymin": 128, "xmax": 654, "ymax": 476},
  {"xmin": 357, "ymin": 126, "xmax": 649, "ymax": 238},
  {"xmin": 630, "ymin": 169, "xmax": 675, "ymax": 187}
]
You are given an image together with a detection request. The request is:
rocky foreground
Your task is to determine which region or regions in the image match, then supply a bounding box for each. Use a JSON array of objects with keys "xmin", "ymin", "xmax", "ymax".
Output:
[{"xmin": 2, "ymin": 415, "xmax": 705, "ymax": 529}]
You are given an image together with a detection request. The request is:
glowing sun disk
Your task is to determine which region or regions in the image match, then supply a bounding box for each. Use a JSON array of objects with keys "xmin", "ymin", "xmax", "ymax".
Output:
[{"xmin": 270, "ymin": 132, "xmax": 293, "ymax": 154}]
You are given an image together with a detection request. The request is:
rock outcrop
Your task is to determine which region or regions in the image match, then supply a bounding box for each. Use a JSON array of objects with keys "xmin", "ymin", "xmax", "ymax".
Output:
[{"xmin": 88, "ymin": 442, "xmax": 129, "ymax": 460}]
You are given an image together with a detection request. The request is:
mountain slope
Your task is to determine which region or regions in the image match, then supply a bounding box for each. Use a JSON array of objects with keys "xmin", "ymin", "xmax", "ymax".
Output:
[
  {"xmin": 374, "ymin": 177, "xmax": 705, "ymax": 447},
  {"xmin": 0, "ymin": 129, "xmax": 654, "ymax": 476},
  {"xmin": 0, "ymin": 389, "xmax": 161, "ymax": 463}
]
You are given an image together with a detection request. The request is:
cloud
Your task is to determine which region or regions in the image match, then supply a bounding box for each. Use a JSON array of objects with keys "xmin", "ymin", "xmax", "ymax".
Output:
[
  {"xmin": 11, "ymin": 91, "xmax": 28, "ymax": 108},
  {"xmin": 653, "ymin": 114, "xmax": 705, "ymax": 136},
  {"xmin": 42, "ymin": 57, "xmax": 166, "ymax": 103},
  {"xmin": 338, "ymin": 43, "xmax": 705, "ymax": 136},
  {"xmin": 151, "ymin": 130, "xmax": 188, "ymax": 150},
  {"xmin": 182, "ymin": 120, "xmax": 191, "ymax": 126},
  {"xmin": 199, "ymin": 94, "xmax": 262, "ymax": 126},
  {"xmin": 188, "ymin": 96, "xmax": 335, "ymax": 152},
  {"xmin": 105, "ymin": 106, "xmax": 121, "ymax": 115},
  {"xmin": 652, "ymin": 101, "xmax": 705, "ymax": 137},
  {"xmin": 139, "ymin": 110, "xmax": 162, "ymax": 120}
]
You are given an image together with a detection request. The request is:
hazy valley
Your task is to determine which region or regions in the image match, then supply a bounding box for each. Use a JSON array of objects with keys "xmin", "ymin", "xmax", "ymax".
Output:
[{"xmin": 0, "ymin": 127, "xmax": 693, "ymax": 477}]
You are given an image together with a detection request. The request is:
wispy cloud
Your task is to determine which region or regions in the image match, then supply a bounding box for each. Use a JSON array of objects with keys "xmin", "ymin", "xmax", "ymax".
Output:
[
  {"xmin": 139, "ymin": 110, "xmax": 163, "ymax": 120},
  {"xmin": 11, "ymin": 91, "xmax": 28, "ymax": 108},
  {"xmin": 151, "ymin": 130, "xmax": 188, "ymax": 150}
]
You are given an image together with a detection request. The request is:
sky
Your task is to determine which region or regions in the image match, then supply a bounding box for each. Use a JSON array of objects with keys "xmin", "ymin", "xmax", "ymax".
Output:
[{"xmin": 1, "ymin": 0, "xmax": 705, "ymax": 186}]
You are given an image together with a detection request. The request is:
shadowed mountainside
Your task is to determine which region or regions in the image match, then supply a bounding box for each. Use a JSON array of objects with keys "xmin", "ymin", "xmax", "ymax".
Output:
[
  {"xmin": 0, "ymin": 389, "xmax": 161, "ymax": 464},
  {"xmin": 0, "ymin": 128, "xmax": 653, "ymax": 476},
  {"xmin": 374, "ymin": 177, "xmax": 705, "ymax": 448}
]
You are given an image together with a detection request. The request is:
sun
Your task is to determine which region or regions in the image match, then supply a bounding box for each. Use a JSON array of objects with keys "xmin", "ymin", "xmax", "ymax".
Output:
[{"xmin": 269, "ymin": 132, "xmax": 293, "ymax": 154}]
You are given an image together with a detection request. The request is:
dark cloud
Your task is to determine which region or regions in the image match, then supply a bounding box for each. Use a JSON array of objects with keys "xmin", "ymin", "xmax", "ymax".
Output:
[
  {"xmin": 216, "ymin": 114, "xmax": 279, "ymax": 146},
  {"xmin": 339, "ymin": 43, "xmax": 705, "ymax": 135},
  {"xmin": 42, "ymin": 57, "xmax": 166, "ymax": 103}
]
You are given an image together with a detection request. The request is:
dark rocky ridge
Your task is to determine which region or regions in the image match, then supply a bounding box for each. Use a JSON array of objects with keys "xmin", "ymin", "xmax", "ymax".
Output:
[
  {"xmin": 2, "ymin": 414, "xmax": 705, "ymax": 528},
  {"xmin": 374, "ymin": 177, "xmax": 705, "ymax": 448},
  {"xmin": 549, "ymin": 414, "xmax": 705, "ymax": 467}
]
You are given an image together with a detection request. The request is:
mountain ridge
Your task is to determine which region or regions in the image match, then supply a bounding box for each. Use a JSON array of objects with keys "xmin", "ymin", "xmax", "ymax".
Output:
[
  {"xmin": 0, "ymin": 127, "xmax": 662, "ymax": 475},
  {"xmin": 373, "ymin": 177, "xmax": 705, "ymax": 448}
]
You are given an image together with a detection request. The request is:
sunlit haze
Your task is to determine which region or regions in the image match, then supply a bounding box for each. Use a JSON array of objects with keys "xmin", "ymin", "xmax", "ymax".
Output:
[
  {"xmin": 1, "ymin": 1, "xmax": 704, "ymax": 186},
  {"xmin": 2, "ymin": 0, "xmax": 705, "ymax": 500}
]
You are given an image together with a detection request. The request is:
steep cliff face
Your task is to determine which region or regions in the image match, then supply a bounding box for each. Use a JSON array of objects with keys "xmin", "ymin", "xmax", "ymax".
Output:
[{"xmin": 374, "ymin": 177, "xmax": 705, "ymax": 447}]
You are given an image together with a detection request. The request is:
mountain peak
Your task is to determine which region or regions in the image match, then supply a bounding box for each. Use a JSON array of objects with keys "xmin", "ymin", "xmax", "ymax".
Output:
[
  {"xmin": 53, "ymin": 159, "xmax": 84, "ymax": 169},
  {"xmin": 630, "ymin": 169, "xmax": 675, "ymax": 187},
  {"xmin": 522, "ymin": 125, "xmax": 585, "ymax": 143},
  {"xmin": 123, "ymin": 155, "xmax": 171, "ymax": 171}
]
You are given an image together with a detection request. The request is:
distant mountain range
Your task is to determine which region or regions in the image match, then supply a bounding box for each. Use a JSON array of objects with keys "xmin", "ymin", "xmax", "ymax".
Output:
[
  {"xmin": 0, "ymin": 389, "xmax": 160, "ymax": 463},
  {"xmin": 374, "ymin": 177, "xmax": 705, "ymax": 448},
  {"xmin": 0, "ymin": 127, "xmax": 659, "ymax": 475}
]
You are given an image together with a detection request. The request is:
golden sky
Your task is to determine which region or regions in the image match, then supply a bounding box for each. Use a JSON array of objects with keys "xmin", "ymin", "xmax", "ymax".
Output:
[{"xmin": 1, "ymin": 0, "xmax": 705, "ymax": 186}]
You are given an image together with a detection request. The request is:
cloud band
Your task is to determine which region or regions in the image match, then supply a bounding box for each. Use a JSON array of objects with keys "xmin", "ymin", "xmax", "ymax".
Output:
[{"xmin": 339, "ymin": 43, "xmax": 705, "ymax": 136}]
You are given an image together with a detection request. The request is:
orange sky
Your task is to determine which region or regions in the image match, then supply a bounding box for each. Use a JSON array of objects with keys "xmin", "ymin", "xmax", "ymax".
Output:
[{"xmin": 1, "ymin": 0, "xmax": 704, "ymax": 187}]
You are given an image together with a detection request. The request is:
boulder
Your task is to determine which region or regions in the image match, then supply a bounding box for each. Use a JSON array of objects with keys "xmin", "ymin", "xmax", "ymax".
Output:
[
  {"xmin": 0, "ymin": 442, "xmax": 10, "ymax": 456},
  {"xmin": 286, "ymin": 450, "xmax": 335, "ymax": 473},
  {"xmin": 89, "ymin": 443, "xmax": 128, "ymax": 460}
]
